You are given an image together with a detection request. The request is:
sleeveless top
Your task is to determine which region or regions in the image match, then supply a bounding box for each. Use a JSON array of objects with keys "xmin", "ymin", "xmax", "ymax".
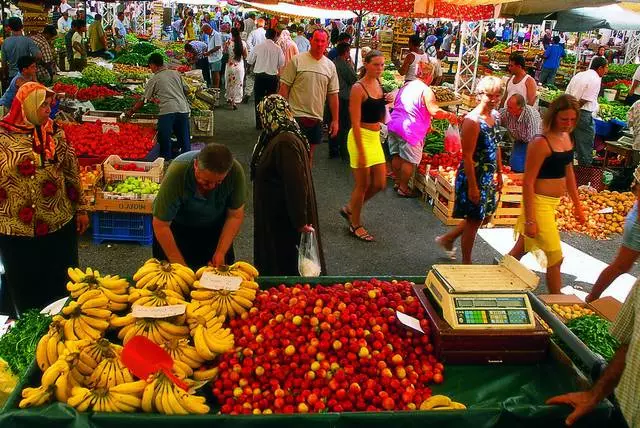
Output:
[
  {"xmin": 405, "ymin": 52, "xmax": 429, "ymax": 82},
  {"xmin": 387, "ymin": 79, "xmax": 431, "ymax": 146},
  {"xmin": 357, "ymin": 82, "xmax": 386, "ymax": 124},
  {"xmin": 536, "ymin": 134, "xmax": 574, "ymax": 179},
  {"xmin": 504, "ymin": 74, "xmax": 536, "ymax": 108}
]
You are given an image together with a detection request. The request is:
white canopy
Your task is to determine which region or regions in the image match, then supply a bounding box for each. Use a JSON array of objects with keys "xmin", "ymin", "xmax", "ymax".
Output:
[{"xmin": 236, "ymin": 1, "xmax": 356, "ymax": 19}]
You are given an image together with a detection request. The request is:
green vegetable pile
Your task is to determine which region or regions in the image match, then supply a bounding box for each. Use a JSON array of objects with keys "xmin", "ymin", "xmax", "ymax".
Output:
[
  {"xmin": 597, "ymin": 98, "xmax": 630, "ymax": 122},
  {"xmin": 82, "ymin": 65, "xmax": 118, "ymax": 85},
  {"xmin": 55, "ymin": 77, "xmax": 92, "ymax": 88},
  {"xmin": 129, "ymin": 41, "xmax": 158, "ymax": 57},
  {"xmin": 53, "ymin": 36, "xmax": 66, "ymax": 50},
  {"xmin": 381, "ymin": 70, "xmax": 400, "ymax": 93},
  {"xmin": 91, "ymin": 96, "xmax": 159, "ymax": 114},
  {"xmin": 424, "ymin": 119, "xmax": 448, "ymax": 154},
  {"xmin": 563, "ymin": 53, "xmax": 577, "ymax": 64},
  {"xmin": 114, "ymin": 53, "xmax": 147, "ymax": 65},
  {"xmin": 125, "ymin": 33, "xmax": 140, "ymax": 45},
  {"xmin": 608, "ymin": 63, "xmax": 640, "ymax": 79},
  {"xmin": 539, "ymin": 88, "xmax": 564, "ymax": 101},
  {"xmin": 0, "ymin": 310, "xmax": 51, "ymax": 377},
  {"xmin": 486, "ymin": 42, "xmax": 508, "ymax": 53},
  {"xmin": 565, "ymin": 315, "xmax": 619, "ymax": 362}
]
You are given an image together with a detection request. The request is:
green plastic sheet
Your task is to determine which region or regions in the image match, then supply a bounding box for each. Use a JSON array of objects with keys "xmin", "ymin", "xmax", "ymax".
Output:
[{"xmin": 0, "ymin": 276, "xmax": 617, "ymax": 427}]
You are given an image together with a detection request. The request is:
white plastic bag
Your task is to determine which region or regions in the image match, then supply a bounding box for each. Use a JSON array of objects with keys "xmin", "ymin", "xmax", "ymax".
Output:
[
  {"xmin": 298, "ymin": 228, "xmax": 321, "ymax": 277},
  {"xmin": 444, "ymin": 124, "xmax": 462, "ymax": 153}
]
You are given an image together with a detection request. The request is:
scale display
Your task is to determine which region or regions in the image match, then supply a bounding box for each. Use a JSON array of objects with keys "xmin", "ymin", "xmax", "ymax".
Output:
[{"xmin": 453, "ymin": 297, "xmax": 530, "ymax": 325}]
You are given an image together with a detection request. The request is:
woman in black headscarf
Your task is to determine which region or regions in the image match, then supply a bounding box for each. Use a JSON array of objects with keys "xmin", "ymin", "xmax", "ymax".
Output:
[{"xmin": 251, "ymin": 94, "xmax": 326, "ymax": 276}]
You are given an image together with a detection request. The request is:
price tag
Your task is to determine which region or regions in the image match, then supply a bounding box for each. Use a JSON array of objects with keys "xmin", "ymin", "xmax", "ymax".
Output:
[
  {"xmin": 396, "ymin": 310, "xmax": 425, "ymax": 334},
  {"xmin": 102, "ymin": 123, "xmax": 120, "ymax": 134},
  {"xmin": 598, "ymin": 207, "xmax": 614, "ymax": 214},
  {"xmin": 132, "ymin": 304, "xmax": 186, "ymax": 318},
  {"xmin": 199, "ymin": 272, "xmax": 242, "ymax": 291}
]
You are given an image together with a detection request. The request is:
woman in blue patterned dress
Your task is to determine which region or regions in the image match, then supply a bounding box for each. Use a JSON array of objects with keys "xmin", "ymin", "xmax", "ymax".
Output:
[{"xmin": 436, "ymin": 76, "xmax": 505, "ymax": 264}]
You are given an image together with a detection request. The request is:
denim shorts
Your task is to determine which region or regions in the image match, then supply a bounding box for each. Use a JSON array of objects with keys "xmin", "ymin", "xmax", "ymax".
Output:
[
  {"xmin": 387, "ymin": 131, "xmax": 423, "ymax": 165},
  {"xmin": 210, "ymin": 60, "xmax": 222, "ymax": 72},
  {"xmin": 622, "ymin": 203, "xmax": 640, "ymax": 252}
]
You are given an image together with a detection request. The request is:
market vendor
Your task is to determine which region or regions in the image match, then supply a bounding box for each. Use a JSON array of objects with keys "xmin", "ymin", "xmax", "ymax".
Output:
[
  {"xmin": 499, "ymin": 94, "xmax": 542, "ymax": 173},
  {"xmin": 126, "ymin": 53, "xmax": 191, "ymax": 161},
  {"xmin": 184, "ymin": 40, "xmax": 212, "ymax": 88},
  {"xmin": 152, "ymin": 144, "xmax": 246, "ymax": 270},
  {"xmin": 546, "ymin": 281, "xmax": 639, "ymax": 428}
]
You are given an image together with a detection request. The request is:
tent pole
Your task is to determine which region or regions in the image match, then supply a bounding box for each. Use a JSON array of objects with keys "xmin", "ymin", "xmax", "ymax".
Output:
[
  {"xmin": 353, "ymin": 10, "xmax": 363, "ymax": 71},
  {"xmin": 573, "ymin": 31, "xmax": 581, "ymax": 78},
  {"xmin": 143, "ymin": 1, "xmax": 147, "ymax": 34}
]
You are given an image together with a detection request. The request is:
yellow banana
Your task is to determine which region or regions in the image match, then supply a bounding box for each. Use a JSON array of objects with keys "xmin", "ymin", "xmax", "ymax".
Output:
[
  {"xmin": 81, "ymin": 314, "xmax": 110, "ymax": 331},
  {"xmin": 110, "ymin": 314, "xmax": 136, "ymax": 328},
  {"xmin": 110, "ymin": 380, "xmax": 148, "ymax": 396},
  {"xmin": 164, "ymin": 384, "xmax": 188, "ymax": 414},
  {"xmin": 41, "ymin": 360, "xmax": 67, "ymax": 388},
  {"xmin": 192, "ymin": 366, "xmax": 219, "ymax": 382},
  {"xmin": 141, "ymin": 378, "xmax": 157, "ymax": 413},
  {"xmin": 81, "ymin": 308, "xmax": 111, "ymax": 319},
  {"xmin": 110, "ymin": 391, "xmax": 141, "ymax": 412},
  {"xmin": 193, "ymin": 325, "xmax": 215, "ymax": 360},
  {"xmin": 36, "ymin": 333, "xmax": 51, "ymax": 371},
  {"xmin": 54, "ymin": 372, "xmax": 69, "ymax": 402},
  {"xmin": 67, "ymin": 267, "xmax": 84, "ymax": 283},
  {"xmin": 420, "ymin": 395, "xmax": 452, "ymax": 410},
  {"xmin": 176, "ymin": 390, "xmax": 210, "ymax": 414}
]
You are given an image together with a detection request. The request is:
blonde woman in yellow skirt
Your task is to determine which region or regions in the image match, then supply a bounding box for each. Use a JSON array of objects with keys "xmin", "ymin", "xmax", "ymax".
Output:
[
  {"xmin": 340, "ymin": 50, "xmax": 388, "ymax": 242},
  {"xmin": 508, "ymin": 95, "xmax": 586, "ymax": 293}
]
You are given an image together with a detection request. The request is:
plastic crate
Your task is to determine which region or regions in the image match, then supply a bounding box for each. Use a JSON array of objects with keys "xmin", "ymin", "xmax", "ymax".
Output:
[
  {"xmin": 91, "ymin": 212, "xmax": 153, "ymax": 245},
  {"xmin": 594, "ymin": 118, "xmax": 613, "ymax": 137},
  {"xmin": 102, "ymin": 155, "xmax": 164, "ymax": 183}
]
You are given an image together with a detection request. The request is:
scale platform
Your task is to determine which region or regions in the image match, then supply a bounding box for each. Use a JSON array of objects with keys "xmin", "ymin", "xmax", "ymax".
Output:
[{"xmin": 414, "ymin": 256, "xmax": 550, "ymax": 364}]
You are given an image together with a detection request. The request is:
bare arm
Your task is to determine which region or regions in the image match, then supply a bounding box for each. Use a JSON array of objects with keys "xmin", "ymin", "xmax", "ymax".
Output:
[
  {"xmin": 349, "ymin": 83, "xmax": 365, "ymax": 166},
  {"xmin": 213, "ymin": 206, "xmax": 244, "ymax": 264},
  {"xmin": 278, "ymin": 82, "xmax": 290, "ymax": 99},
  {"xmin": 525, "ymin": 76, "xmax": 537, "ymax": 106},
  {"xmin": 630, "ymin": 79, "xmax": 639, "ymax": 96},
  {"xmin": 423, "ymin": 87, "xmax": 457, "ymax": 122},
  {"xmin": 397, "ymin": 53, "xmax": 414, "ymax": 76},
  {"xmin": 152, "ymin": 218, "xmax": 186, "ymax": 265},
  {"xmin": 327, "ymin": 92, "xmax": 338, "ymax": 124}
]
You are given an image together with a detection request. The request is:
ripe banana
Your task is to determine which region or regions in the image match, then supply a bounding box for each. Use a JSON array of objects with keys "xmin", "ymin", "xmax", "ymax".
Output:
[
  {"xmin": 19, "ymin": 385, "xmax": 53, "ymax": 408},
  {"xmin": 139, "ymin": 373, "xmax": 209, "ymax": 414},
  {"xmin": 133, "ymin": 260, "xmax": 196, "ymax": 297},
  {"xmin": 420, "ymin": 395, "xmax": 453, "ymax": 410}
]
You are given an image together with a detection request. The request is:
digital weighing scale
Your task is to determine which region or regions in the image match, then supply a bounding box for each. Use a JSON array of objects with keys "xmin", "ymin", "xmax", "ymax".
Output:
[{"xmin": 413, "ymin": 256, "xmax": 550, "ymax": 364}]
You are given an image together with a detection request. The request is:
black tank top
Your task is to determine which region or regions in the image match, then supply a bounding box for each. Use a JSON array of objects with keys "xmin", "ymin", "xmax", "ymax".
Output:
[
  {"xmin": 357, "ymin": 82, "xmax": 386, "ymax": 124},
  {"xmin": 537, "ymin": 134, "xmax": 574, "ymax": 179}
]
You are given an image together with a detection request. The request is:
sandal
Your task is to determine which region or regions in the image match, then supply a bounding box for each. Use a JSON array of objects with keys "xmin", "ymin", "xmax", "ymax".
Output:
[
  {"xmin": 350, "ymin": 224, "xmax": 375, "ymax": 242},
  {"xmin": 435, "ymin": 236, "xmax": 456, "ymax": 260},
  {"xmin": 339, "ymin": 206, "xmax": 351, "ymax": 223},
  {"xmin": 397, "ymin": 188, "xmax": 420, "ymax": 198}
]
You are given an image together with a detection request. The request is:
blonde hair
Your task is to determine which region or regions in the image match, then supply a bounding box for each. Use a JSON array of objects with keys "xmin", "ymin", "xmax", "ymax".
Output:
[
  {"xmin": 475, "ymin": 76, "xmax": 504, "ymax": 97},
  {"xmin": 416, "ymin": 60, "xmax": 435, "ymax": 80},
  {"xmin": 542, "ymin": 94, "xmax": 581, "ymax": 132}
]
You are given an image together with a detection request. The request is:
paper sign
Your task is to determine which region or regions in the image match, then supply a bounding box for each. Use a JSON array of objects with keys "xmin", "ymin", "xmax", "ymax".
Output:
[
  {"xmin": 598, "ymin": 207, "xmax": 614, "ymax": 214},
  {"xmin": 132, "ymin": 304, "xmax": 186, "ymax": 318},
  {"xmin": 199, "ymin": 272, "xmax": 242, "ymax": 291},
  {"xmin": 396, "ymin": 310, "xmax": 425, "ymax": 334},
  {"xmin": 102, "ymin": 123, "xmax": 120, "ymax": 134}
]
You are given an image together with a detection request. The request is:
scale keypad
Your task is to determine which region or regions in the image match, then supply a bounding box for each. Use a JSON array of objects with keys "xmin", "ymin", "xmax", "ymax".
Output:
[{"xmin": 456, "ymin": 309, "xmax": 529, "ymax": 325}]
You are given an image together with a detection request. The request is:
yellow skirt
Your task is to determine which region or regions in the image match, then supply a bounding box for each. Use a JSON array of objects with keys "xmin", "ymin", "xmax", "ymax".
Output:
[
  {"xmin": 514, "ymin": 194, "xmax": 563, "ymax": 268},
  {"xmin": 347, "ymin": 128, "xmax": 385, "ymax": 169}
]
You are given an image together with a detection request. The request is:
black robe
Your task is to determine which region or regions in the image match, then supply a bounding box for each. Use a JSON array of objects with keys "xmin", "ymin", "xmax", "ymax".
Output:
[{"xmin": 253, "ymin": 132, "xmax": 326, "ymax": 276}]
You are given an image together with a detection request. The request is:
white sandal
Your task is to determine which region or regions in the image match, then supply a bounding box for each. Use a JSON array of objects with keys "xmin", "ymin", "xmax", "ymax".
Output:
[{"xmin": 435, "ymin": 236, "xmax": 457, "ymax": 260}]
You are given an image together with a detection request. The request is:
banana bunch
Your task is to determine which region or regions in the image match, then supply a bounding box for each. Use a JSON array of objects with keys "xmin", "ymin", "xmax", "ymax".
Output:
[
  {"xmin": 67, "ymin": 381, "xmax": 147, "ymax": 413},
  {"xmin": 76, "ymin": 338, "xmax": 123, "ymax": 378},
  {"xmin": 186, "ymin": 302, "xmax": 234, "ymax": 360},
  {"xmin": 195, "ymin": 261, "xmax": 259, "ymax": 281},
  {"xmin": 419, "ymin": 395, "xmax": 467, "ymax": 410},
  {"xmin": 60, "ymin": 296, "xmax": 112, "ymax": 341},
  {"xmin": 88, "ymin": 356, "xmax": 135, "ymax": 389},
  {"xmin": 161, "ymin": 338, "xmax": 205, "ymax": 370},
  {"xmin": 35, "ymin": 317, "xmax": 65, "ymax": 371},
  {"xmin": 128, "ymin": 287, "xmax": 187, "ymax": 308},
  {"xmin": 67, "ymin": 267, "xmax": 130, "ymax": 312},
  {"xmin": 192, "ymin": 366, "xmax": 220, "ymax": 382},
  {"xmin": 19, "ymin": 386, "xmax": 53, "ymax": 408},
  {"xmin": 133, "ymin": 258, "xmax": 196, "ymax": 297},
  {"xmin": 112, "ymin": 314, "xmax": 190, "ymax": 345},
  {"xmin": 141, "ymin": 372, "xmax": 209, "ymax": 414}
]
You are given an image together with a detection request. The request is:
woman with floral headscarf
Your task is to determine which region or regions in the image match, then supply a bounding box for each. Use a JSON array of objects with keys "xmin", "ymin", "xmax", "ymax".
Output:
[
  {"xmin": 0, "ymin": 82, "xmax": 89, "ymax": 314},
  {"xmin": 276, "ymin": 29, "xmax": 298, "ymax": 74},
  {"xmin": 251, "ymin": 94, "xmax": 325, "ymax": 276}
]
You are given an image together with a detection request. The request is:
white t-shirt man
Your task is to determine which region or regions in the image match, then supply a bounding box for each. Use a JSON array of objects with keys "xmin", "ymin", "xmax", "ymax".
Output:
[
  {"xmin": 247, "ymin": 27, "xmax": 266, "ymax": 53},
  {"xmin": 57, "ymin": 15, "xmax": 72, "ymax": 33},
  {"xmin": 207, "ymin": 29, "xmax": 223, "ymax": 63},
  {"xmin": 566, "ymin": 69, "xmax": 602, "ymax": 113},
  {"xmin": 60, "ymin": 2, "xmax": 72, "ymax": 13}
]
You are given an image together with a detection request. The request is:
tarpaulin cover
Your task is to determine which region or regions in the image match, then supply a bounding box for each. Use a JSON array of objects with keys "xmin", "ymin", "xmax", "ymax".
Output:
[
  {"xmin": 499, "ymin": 0, "xmax": 615, "ymax": 16},
  {"xmin": 552, "ymin": 4, "xmax": 640, "ymax": 31}
]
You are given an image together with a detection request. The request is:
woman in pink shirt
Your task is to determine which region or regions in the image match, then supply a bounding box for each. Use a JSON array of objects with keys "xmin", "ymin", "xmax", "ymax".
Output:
[
  {"xmin": 387, "ymin": 60, "xmax": 457, "ymax": 197},
  {"xmin": 276, "ymin": 29, "xmax": 299, "ymax": 74}
]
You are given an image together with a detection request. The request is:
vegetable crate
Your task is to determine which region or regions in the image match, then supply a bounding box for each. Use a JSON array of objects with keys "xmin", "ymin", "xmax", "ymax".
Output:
[
  {"xmin": 490, "ymin": 185, "xmax": 523, "ymax": 226},
  {"xmin": 433, "ymin": 175, "xmax": 462, "ymax": 226},
  {"xmin": 190, "ymin": 110, "xmax": 215, "ymax": 137},
  {"xmin": 102, "ymin": 155, "xmax": 165, "ymax": 184},
  {"xmin": 91, "ymin": 211, "xmax": 153, "ymax": 246}
]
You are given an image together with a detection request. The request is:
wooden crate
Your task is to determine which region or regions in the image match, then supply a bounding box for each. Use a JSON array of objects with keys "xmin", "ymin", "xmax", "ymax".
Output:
[
  {"xmin": 491, "ymin": 184, "xmax": 523, "ymax": 226},
  {"xmin": 433, "ymin": 175, "xmax": 459, "ymax": 225},
  {"xmin": 425, "ymin": 174, "xmax": 437, "ymax": 200}
]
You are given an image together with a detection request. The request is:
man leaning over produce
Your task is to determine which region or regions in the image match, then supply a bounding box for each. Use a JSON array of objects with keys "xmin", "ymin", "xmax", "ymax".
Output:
[
  {"xmin": 151, "ymin": 144, "xmax": 246, "ymax": 270},
  {"xmin": 499, "ymin": 94, "xmax": 542, "ymax": 173},
  {"xmin": 547, "ymin": 283, "xmax": 639, "ymax": 427}
]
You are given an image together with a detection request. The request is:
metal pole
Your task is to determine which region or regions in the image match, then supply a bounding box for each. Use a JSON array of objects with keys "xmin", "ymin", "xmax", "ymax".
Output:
[
  {"xmin": 353, "ymin": 10, "xmax": 363, "ymax": 71},
  {"xmin": 143, "ymin": 1, "xmax": 147, "ymax": 34},
  {"xmin": 573, "ymin": 32, "xmax": 581, "ymax": 78}
]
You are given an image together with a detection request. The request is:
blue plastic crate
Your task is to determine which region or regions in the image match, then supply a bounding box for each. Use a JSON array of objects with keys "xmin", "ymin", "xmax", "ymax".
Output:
[
  {"xmin": 594, "ymin": 118, "xmax": 613, "ymax": 137},
  {"xmin": 91, "ymin": 212, "xmax": 153, "ymax": 246}
]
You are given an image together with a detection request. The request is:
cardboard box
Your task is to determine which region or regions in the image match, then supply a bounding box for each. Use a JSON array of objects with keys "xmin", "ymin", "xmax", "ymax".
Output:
[
  {"xmin": 538, "ymin": 294, "xmax": 621, "ymax": 323},
  {"xmin": 93, "ymin": 191, "xmax": 153, "ymax": 214},
  {"xmin": 589, "ymin": 297, "xmax": 623, "ymax": 323}
]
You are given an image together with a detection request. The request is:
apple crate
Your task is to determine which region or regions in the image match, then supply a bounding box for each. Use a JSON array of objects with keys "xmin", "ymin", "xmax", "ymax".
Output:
[
  {"xmin": 102, "ymin": 155, "xmax": 165, "ymax": 184},
  {"xmin": 424, "ymin": 173, "xmax": 437, "ymax": 200},
  {"xmin": 491, "ymin": 184, "xmax": 523, "ymax": 227}
]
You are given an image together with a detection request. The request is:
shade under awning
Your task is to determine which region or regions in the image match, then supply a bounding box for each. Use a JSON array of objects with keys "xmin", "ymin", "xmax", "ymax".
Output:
[{"xmin": 552, "ymin": 4, "xmax": 640, "ymax": 31}]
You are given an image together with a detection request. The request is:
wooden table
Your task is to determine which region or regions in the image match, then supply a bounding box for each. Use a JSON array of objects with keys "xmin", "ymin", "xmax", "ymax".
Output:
[{"xmin": 603, "ymin": 141, "xmax": 635, "ymax": 168}]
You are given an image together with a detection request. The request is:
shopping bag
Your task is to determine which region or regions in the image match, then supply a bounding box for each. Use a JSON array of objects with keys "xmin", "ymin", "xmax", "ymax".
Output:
[
  {"xmin": 298, "ymin": 227, "xmax": 321, "ymax": 277},
  {"xmin": 444, "ymin": 124, "xmax": 462, "ymax": 153}
]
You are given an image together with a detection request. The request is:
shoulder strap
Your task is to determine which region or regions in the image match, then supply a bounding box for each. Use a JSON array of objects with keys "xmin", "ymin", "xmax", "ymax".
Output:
[
  {"xmin": 356, "ymin": 81, "xmax": 371, "ymax": 98},
  {"xmin": 535, "ymin": 134, "xmax": 554, "ymax": 152}
]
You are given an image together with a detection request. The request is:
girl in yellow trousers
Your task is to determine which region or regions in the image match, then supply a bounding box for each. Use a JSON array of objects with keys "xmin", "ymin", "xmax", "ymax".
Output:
[
  {"xmin": 340, "ymin": 51, "xmax": 389, "ymax": 242},
  {"xmin": 508, "ymin": 95, "xmax": 586, "ymax": 293}
]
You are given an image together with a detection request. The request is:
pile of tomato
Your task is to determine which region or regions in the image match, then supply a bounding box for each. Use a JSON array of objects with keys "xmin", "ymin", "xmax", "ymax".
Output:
[
  {"xmin": 417, "ymin": 152, "xmax": 463, "ymax": 176},
  {"xmin": 52, "ymin": 83, "xmax": 120, "ymax": 101},
  {"xmin": 212, "ymin": 279, "xmax": 443, "ymax": 415},
  {"xmin": 61, "ymin": 121, "xmax": 156, "ymax": 160}
]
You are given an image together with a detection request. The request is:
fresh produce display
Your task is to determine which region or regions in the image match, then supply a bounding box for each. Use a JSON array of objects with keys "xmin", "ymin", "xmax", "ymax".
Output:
[
  {"xmin": 607, "ymin": 63, "xmax": 640, "ymax": 79},
  {"xmin": 113, "ymin": 64, "xmax": 151, "ymax": 80},
  {"xmin": 91, "ymin": 96, "xmax": 159, "ymax": 115},
  {"xmin": 597, "ymin": 98, "xmax": 629, "ymax": 122},
  {"xmin": 431, "ymin": 86, "xmax": 457, "ymax": 103},
  {"xmin": 128, "ymin": 41, "xmax": 159, "ymax": 57},
  {"xmin": 82, "ymin": 65, "xmax": 119, "ymax": 86},
  {"xmin": 563, "ymin": 315, "xmax": 619, "ymax": 362},
  {"xmin": 183, "ymin": 77, "xmax": 211, "ymax": 110},
  {"xmin": 485, "ymin": 42, "xmax": 508, "ymax": 53},
  {"xmin": 111, "ymin": 162, "xmax": 145, "ymax": 172},
  {"xmin": 79, "ymin": 166, "xmax": 101, "ymax": 191},
  {"xmin": 61, "ymin": 121, "xmax": 156, "ymax": 160},
  {"xmin": 555, "ymin": 189, "xmax": 635, "ymax": 239},
  {"xmin": 424, "ymin": 132, "xmax": 444, "ymax": 155},
  {"xmin": 105, "ymin": 177, "xmax": 160, "ymax": 198},
  {"xmin": 539, "ymin": 87, "xmax": 563, "ymax": 102},
  {"xmin": 55, "ymin": 76, "xmax": 92, "ymax": 88},
  {"xmin": 52, "ymin": 83, "xmax": 120, "ymax": 101},
  {"xmin": 381, "ymin": 70, "xmax": 401, "ymax": 93},
  {"xmin": 176, "ymin": 65, "xmax": 192, "ymax": 73},
  {"xmin": 113, "ymin": 53, "xmax": 147, "ymax": 66},
  {"xmin": 563, "ymin": 53, "xmax": 577, "ymax": 64},
  {"xmin": 212, "ymin": 279, "xmax": 457, "ymax": 414},
  {"xmin": 421, "ymin": 152, "xmax": 462, "ymax": 175},
  {"xmin": 20, "ymin": 259, "xmax": 261, "ymax": 414},
  {"xmin": 550, "ymin": 304, "xmax": 595, "ymax": 321},
  {"xmin": 53, "ymin": 36, "xmax": 66, "ymax": 50},
  {"xmin": 0, "ymin": 310, "xmax": 51, "ymax": 378}
]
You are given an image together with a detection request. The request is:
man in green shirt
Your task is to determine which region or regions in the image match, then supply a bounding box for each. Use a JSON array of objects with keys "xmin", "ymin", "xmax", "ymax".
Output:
[
  {"xmin": 88, "ymin": 14, "xmax": 107, "ymax": 58},
  {"xmin": 152, "ymin": 144, "xmax": 246, "ymax": 269},
  {"xmin": 547, "ymin": 284, "xmax": 639, "ymax": 427}
]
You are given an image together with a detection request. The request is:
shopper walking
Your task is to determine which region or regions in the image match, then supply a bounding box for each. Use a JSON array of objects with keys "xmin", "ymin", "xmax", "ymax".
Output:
[
  {"xmin": 565, "ymin": 57, "xmax": 608, "ymax": 166},
  {"xmin": 88, "ymin": 14, "xmax": 108, "ymax": 58},
  {"xmin": 225, "ymin": 28, "xmax": 248, "ymax": 110},
  {"xmin": 279, "ymin": 29, "xmax": 339, "ymax": 164},
  {"xmin": 293, "ymin": 25, "xmax": 310, "ymax": 53},
  {"xmin": 71, "ymin": 20, "xmax": 87, "ymax": 71},
  {"xmin": 1, "ymin": 17, "xmax": 41, "ymax": 82},
  {"xmin": 246, "ymin": 28, "xmax": 281, "ymax": 122},
  {"xmin": 113, "ymin": 12, "xmax": 127, "ymax": 52},
  {"xmin": 340, "ymin": 50, "xmax": 387, "ymax": 242},
  {"xmin": 508, "ymin": 95, "xmax": 585, "ymax": 293},
  {"xmin": 184, "ymin": 10, "xmax": 196, "ymax": 41},
  {"xmin": 436, "ymin": 76, "xmax": 505, "ymax": 263},
  {"xmin": 202, "ymin": 24, "xmax": 223, "ymax": 89},
  {"xmin": 184, "ymin": 40, "xmax": 211, "ymax": 88},
  {"xmin": 503, "ymin": 53, "xmax": 537, "ymax": 107},
  {"xmin": 276, "ymin": 29, "xmax": 299, "ymax": 73},
  {"xmin": 539, "ymin": 36, "xmax": 565, "ymax": 86},
  {"xmin": 252, "ymin": 94, "xmax": 325, "ymax": 275},
  {"xmin": 126, "ymin": 53, "xmax": 190, "ymax": 160},
  {"xmin": 330, "ymin": 42, "xmax": 357, "ymax": 159},
  {"xmin": 247, "ymin": 18, "xmax": 266, "ymax": 53},
  {"xmin": 388, "ymin": 60, "xmax": 457, "ymax": 197}
]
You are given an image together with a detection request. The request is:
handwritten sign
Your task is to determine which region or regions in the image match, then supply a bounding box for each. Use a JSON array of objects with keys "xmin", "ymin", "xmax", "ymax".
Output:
[
  {"xmin": 132, "ymin": 304, "xmax": 186, "ymax": 319},
  {"xmin": 102, "ymin": 123, "xmax": 120, "ymax": 134},
  {"xmin": 199, "ymin": 272, "xmax": 242, "ymax": 291},
  {"xmin": 396, "ymin": 310, "xmax": 425, "ymax": 334}
]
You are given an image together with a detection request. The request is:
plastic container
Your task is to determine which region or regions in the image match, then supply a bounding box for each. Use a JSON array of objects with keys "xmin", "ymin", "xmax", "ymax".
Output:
[
  {"xmin": 102, "ymin": 155, "xmax": 164, "ymax": 184},
  {"xmin": 91, "ymin": 212, "xmax": 153, "ymax": 245},
  {"xmin": 603, "ymin": 89, "xmax": 617, "ymax": 101},
  {"xmin": 594, "ymin": 118, "xmax": 613, "ymax": 137}
]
